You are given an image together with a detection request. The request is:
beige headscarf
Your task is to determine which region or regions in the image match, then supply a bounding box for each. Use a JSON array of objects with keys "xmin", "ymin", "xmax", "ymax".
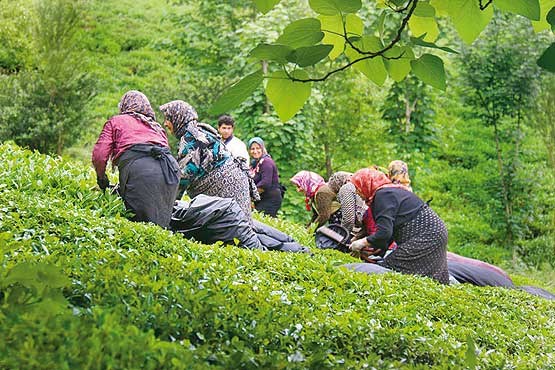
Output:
[
  {"xmin": 387, "ymin": 160, "xmax": 412, "ymax": 191},
  {"xmin": 327, "ymin": 171, "xmax": 352, "ymax": 194}
]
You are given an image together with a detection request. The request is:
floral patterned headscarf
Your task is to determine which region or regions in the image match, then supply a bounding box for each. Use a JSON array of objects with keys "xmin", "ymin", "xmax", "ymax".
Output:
[
  {"xmin": 118, "ymin": 90, "xmax": 164, "ymax": 133},
  {"xmin": 327, "ymin": 171, "xmax": 352, "ymax": 194},
  {"xmin": 388, "ymin": 160, "xmax": 412, "ymax": 191},
  {"xmin": 351, "ymin": 168, "xmax": 405, "ymax": 206},
  {"xmin": 159, "ymin": 100, "xmax": 200, "ymax": 140},
  {"xmin": 290, "ymin": 170, "xmax": 325, "ymax": 210}
]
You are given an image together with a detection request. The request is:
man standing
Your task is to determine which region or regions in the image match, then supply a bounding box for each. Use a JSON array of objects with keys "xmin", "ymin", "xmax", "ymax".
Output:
[{"xmin": 217, "ymin": 114, "xmax": 249, "ymax": 162}]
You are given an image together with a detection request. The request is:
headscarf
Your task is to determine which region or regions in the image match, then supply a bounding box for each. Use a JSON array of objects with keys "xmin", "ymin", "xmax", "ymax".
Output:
[
  {"xmin": 248, "ymin": 137, "xmax": 268, "ymax": 168},
  {"xmin": 388, "ymin": 160, "xmax": 412, "ymax": 190},
  {"xmin": 290, "ymin": 170, "xmax": 325, "ymax": 211},
  {"xmin": 118, "ymin": 90, "xmax": 164, "ymax": 134},
  {"xmin": 327, "ymin": 171, "xmax": 352, "ymax": 194},
  {"xmin": 351, "ymin": 168, "xmax": 405, "ymax": 206},
  {"xmin": 159, "ymin": 100, "xmax": 202, "ymax": 140}
]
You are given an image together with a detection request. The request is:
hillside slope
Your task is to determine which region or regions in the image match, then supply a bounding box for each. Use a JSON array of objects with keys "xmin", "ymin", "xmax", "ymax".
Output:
[{"xmin": 0, "ymin": 143, "xmax": 554, "ymax": 369}]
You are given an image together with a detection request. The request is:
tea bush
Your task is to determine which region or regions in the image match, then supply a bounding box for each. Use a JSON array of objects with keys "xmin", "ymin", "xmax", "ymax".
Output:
[{"xmin": 1, "ymin": 143, "xmax": 555, "ymax": 369}]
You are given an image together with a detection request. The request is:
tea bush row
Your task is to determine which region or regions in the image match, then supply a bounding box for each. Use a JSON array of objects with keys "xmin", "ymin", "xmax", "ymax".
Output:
[{"xmin": 1, "ymin": 143, "xmax": 555, "ymax": 369}]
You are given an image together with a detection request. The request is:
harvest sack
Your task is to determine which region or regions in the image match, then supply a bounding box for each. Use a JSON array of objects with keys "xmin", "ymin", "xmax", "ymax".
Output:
[{"xmin": 170, "ymin": 195, "xmax": 309, "ymax": 253}]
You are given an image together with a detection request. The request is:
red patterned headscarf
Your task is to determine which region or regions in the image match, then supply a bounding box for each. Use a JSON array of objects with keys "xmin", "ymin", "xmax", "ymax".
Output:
[
  {"xmin": 290, "ymin": 170, "xmax": 325, "ymax": 211},
  {"xmin": 351, "ymin": 168, "xmax": 405, "ymax": 206}
]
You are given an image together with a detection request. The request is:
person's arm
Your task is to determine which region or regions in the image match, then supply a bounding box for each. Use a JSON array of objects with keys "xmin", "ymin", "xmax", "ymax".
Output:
[
  {"xmin": 91, "ymin": 120, "xmax": 114, "ymax": 180},
  {"xmin": 254, "ymin": 159, "xmax": 275, "ymax": 191},
  {"xmin": 176, "ymin": 134, "xmax": 203, "ymax": 189},
  {"xmin": 337, "ymin": 185, "xmax": 356, "ymax": 232},
  {"xmin": 365, "ymin": 191, "xmax": 399, "ymax": 250}
]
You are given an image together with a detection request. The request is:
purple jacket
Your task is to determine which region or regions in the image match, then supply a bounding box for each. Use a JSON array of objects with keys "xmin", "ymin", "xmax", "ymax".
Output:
[
  {"xmin": 251, "ymin": 155, "xmax": 279, "ymax": 190},
  {"xmin": 92, "ymin": 114, "xmax": 169, "ymax": 178}
]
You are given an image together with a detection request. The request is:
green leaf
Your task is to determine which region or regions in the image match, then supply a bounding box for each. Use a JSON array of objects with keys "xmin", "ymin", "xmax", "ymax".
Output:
[
  {"xmin": 319, "ymin": 14, "xmax": 345, "ymax": 60},
  {"xmin": 287, "ymin": 44, "xmax": 334, "ymax": 67},
  {"xmin": 4, "ymin": 263, "xmax": 70, "ymax": 291},
  {"xmin": 345, "ymin": 36, "xmax": 388, "ymax": 86},
  {"xmin": 532, "ymin": 0, "xmax": 554, "ymax": 31},
  {"xmin": 410, "ymin": 53, "xmax": 446, "ymax": 90},
  {"xmin": 377, "ymin": 10, "xmax": 386, "ymax": 40},
  {"xmin": 548, "ymin": 6, "xmax": 555, "ymax": 29},
  {"xmin": 309, "ymin": 0, "xmax": 362, "ymax": 15},
  {"xmin": 384, "ymin": 46, "xmax": 415, "ymax": 82},
  {"xmin": 414, "ymin": 2, "xmax": 436, "ymax": 17},
  {"xmin": 4, "ymin": 263, "xmax": 39, "ymax": 289},
  {"xmin": 276, "ymin": 18, "xmax": 324, "ymax": 48},
  {"xmin": 438, "ymin": 0, "xmax": 493, "ymax": 44},
  {"xmin": 410, "ymin": 35, "xmax": 459, "ymax": 54},
  {"xmin": 252, "ymin": 0, "xmax": 282, "ymax": 13},
  {"xmin": 36, "ymin": 264, "xmax": 71, "ymax": 288},
  {"xmin": 266, "ymin": 70, "xmax": 312, "ymax": 121},
  {"xmin": 465, "ymin": 336, "xmax": 477, "ymax": 369},
  {"xmin": 250, "ymin": 44, "xmax": 293, "ymax": 64},
  {"xmin": 318, "ymin": 14, "xmax": 362, "ymax": 60},
  {"xmin": 537, "ymin": 42, "xmax": 555, "ymax": 72},
  {"xmin": 346, "ymin": 14, "xmax": 364, "ymax": 36},
  {"xmin": 409, "ymin": 16, "xmax": 439, "ymax": 41},
  {"xmin": 209, "ymin": 70, "xmax": 264, "ymax": 114},
  {"xmin": 494, "ymin": 0, "xmax": 541, "ymax": 21}
]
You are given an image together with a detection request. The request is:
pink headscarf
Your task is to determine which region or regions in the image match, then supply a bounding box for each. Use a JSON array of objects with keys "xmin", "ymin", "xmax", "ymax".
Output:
[{"xmin": 290, "ymin": 170, "xmax": 325, "ymax": 211}]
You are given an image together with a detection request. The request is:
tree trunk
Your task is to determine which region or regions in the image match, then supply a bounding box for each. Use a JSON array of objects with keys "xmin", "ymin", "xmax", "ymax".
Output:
[
  {"xmin": 492, "ymin": 121, "xmax": 513, "ymax": 251},
  {"xmin": 261, "ymin": 60, "xmax": 270, "ymax": 114},
  {"xmin": 323, "ymin": 141, "xmax": 332, "ymax": 178},
  {"xmin": 57, "ymin": 130, "xmax": 64, "ymax": 156}
]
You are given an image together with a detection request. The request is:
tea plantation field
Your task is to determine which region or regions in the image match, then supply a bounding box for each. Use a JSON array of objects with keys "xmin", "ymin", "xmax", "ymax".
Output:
[{"xmin": 1, "ymin": 143, "xmax": 554, "ymax": 369}]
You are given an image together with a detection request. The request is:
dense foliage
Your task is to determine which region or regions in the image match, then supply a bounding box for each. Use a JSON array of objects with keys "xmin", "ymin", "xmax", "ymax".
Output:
[
  {"xmin": 0, "ymin": 0, "xmax": 554, "ymax": 264},
  {"xmin": 1, "ymin": 143, "xmax": 555, "ymax": 369},
  {"xmin": 215, "ymin": 0, "xmax": 554, "ymax": 120}
]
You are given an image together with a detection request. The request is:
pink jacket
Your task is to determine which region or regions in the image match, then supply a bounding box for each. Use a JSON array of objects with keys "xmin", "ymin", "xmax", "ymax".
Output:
[{"xmin": 92, "ymin": 114, "xmax": 169, "ymax": 177}]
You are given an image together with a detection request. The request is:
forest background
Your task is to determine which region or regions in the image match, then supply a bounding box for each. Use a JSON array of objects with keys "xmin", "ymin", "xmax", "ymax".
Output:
[{"xmin": 1, "ymin": 0, "xmax": 554, "ymax": 278}]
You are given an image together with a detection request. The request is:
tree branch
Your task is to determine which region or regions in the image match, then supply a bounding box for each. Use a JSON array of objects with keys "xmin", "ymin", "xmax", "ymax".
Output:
[
  {"xmin": 288, "ymin": 0, "xmax": 418, "ymax": 83},
  {"xmin": 479, "ymin": 0, "xmax": 493, "ymax": 11},
  {"xmin": 343, "ymin": 0, "xmax": 418, "ymax": 56},
  {"xmin": 284, "ymin": 51, "xmax": 406, "ymax": 83}
]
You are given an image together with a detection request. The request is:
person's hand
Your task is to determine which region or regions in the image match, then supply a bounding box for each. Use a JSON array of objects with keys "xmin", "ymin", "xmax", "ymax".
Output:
[
  {"xmin": 97, "ymin": 174, "xmax": 110, "ymax": 190},
  {"xmin": 349, "ymin": 238, "xmax": 369, "ymax": 252},
  {"xmin": 360, "ymin": 246, "xmax": 382, "ymax": 263}
]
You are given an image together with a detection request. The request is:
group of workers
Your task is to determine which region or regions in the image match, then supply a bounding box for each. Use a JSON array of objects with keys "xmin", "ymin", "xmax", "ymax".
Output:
[{"xmin": 92, "ymin": 90, "xmax": 449, "ymax": 285}]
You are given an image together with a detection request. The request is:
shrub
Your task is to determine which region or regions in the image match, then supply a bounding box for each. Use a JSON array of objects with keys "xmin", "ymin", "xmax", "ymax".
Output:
[{"xmin": 1, "ymin": 143, "xmax": 555, "ymax": 369}]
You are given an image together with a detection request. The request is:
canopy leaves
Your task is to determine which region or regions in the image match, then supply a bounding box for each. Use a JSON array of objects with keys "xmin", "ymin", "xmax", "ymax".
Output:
[
  {"xmin": 494, "ymin": 0, "xmax": 541, "ymax": 21},
  {"xmin": 222, "ymin": 0, "xmax": 554, "ymax": 121},
  {"xmin": 252, "ymin": 0, "xmax": 282, "ymax": 14},
  {"xmin": 410, "ymin": 53, "xmax": 446, "ymax": 90},
  {"xmin": 209, "ymin": 69, "xmax": 264, "ymax": 114},
  {"xmin": 266, "ymin": 70, "xmax": 312, "ymax": 121},
  {"xmin": 276, "ymin": 18, "xmax": 324, "ymax": 49},
  {"xmin": 309, "ymin": 0, "xmax": 362, "ymax": 15}
]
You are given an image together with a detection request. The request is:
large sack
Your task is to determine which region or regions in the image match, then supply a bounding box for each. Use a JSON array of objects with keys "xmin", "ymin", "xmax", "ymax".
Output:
[
  {"xmin": 170, "ymin": 195, "xmax": 263, "ymax": 250},
  {"xmin": 252, "ymin": 220, "xmax": 311, "ymax": 253},
  {"xmin": 447, "ymin": 261, "xmax": 515, "ymax": 287},
  {"xmin": 447, "ymin": 252, "xmax": 514, "ymax": 287},
  {"xmin": 518, "ymin": 286, "xmax": 555, "ymax": 300},
  {"xmin": 342, "ymin": 263, "xmax": 391, "ymax": 275},
  {"xmin": 171, "ymin": 195, "xmax": 308, "ymax": 253}
]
